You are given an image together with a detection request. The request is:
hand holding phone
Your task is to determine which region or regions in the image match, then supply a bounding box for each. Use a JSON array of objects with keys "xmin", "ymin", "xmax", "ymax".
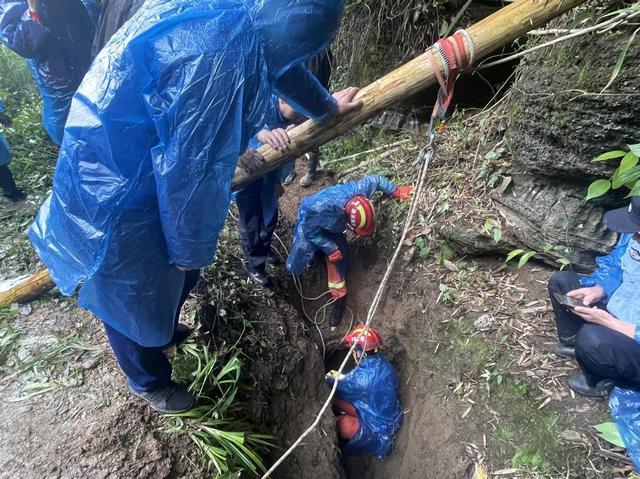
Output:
[{"xmin": 553, "ymin": 292, "xmax": 586, "ymax": 309}]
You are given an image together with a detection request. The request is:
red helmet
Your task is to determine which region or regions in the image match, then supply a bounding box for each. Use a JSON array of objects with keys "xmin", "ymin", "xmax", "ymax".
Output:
[
  {"xmin": 344, "ymin": 324, "xmax": 382, "ymax": 352},
  {"xmin": 344, "ymin": 195, "xmax": 375, "ymax": 237}
]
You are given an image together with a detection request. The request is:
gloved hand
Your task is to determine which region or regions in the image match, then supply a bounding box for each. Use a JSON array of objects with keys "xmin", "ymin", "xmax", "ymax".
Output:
[
  {"xmin": 325, "ymin": 370, "xmax": 344, "ymax": 381},
  {"xmin": 328, "ymin": 249, "xmax": 343, "ymax": 263},
  {"xmin": 394, "ymin": 185, "xmax": 414, "ymax": 200}
]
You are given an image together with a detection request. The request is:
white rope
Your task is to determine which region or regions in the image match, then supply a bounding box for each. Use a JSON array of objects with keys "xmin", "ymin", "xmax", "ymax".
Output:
[{"xmin": 261, "ymin": 136, "xmax": 435, "ymax": 479}]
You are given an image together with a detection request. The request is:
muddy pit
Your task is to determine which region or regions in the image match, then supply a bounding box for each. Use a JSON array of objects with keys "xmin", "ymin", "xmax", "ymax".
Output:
[{"xmin": 215, "ymin": 166, "xmax": 469, "ymax": 479}]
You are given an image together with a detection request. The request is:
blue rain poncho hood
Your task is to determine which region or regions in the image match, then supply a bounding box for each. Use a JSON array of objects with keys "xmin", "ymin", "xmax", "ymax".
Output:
[
  {"xmin": 29, "ymin": 0, "xmax": 344, "ymax": 347},
  {"xmin": 326, "ymin": 354, "xmax": 403, "ymax": 458},
  {"xmin": 287, "ymin": 175, "xmax": 398, "ymax": 275},
  {"xmin": 0, "ymin": 0, "xmax": 98, "ymax": 144}
]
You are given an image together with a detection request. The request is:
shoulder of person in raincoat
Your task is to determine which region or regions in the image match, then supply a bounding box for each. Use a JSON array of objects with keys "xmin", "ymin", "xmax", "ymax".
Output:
[
  {"xmin": 580, "ymin": 233, "xmax": 633, "ymax": 300},
  {"xmin": 29, "ymin": 0, "xmax": 348, "ymax": 346},
  {"xmin": 286, "ymin": 175, "xmax": 399, "ymax": 274},
  {"xmin": 0, "ymin": 1, "xmax": 50, "ymax": 58},
  {"xmin": 327, "ymin": 353, "xmax": 403, "ymax": 458}
]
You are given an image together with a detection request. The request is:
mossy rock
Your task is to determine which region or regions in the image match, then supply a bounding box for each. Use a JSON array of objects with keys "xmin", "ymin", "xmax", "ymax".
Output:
[{"xmin": 507, "ymin": 28, "xmax": 640, "ymax": 180}]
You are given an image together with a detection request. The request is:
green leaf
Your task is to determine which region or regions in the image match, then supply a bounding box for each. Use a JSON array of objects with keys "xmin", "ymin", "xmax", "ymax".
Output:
[
  {"xmin": 600, "ymin": 26, "xmax": 639, "ymax": 94},
  {"xmin": 629, "ymin": 144, "xmax": 640, "ymax": 157},
  {"xmin": 505, "ymin": 249, "xmax": 524, "ymax": 263},
  {"xmin": 518, "ymin": 251, "xmax": 536, "ymax": 268},
  {"xmin": 493, "ymin": 228, "xmax": 502, "ymax": 243},
  {"xmin": 619, "ymin": 166, "xmax": 640, "ymax": 186},
  {"xmin": 593, "ymin": 150, "xmax": 627, "ymax": 162},
  {"xmin": 619, "ymin": 151, "xmax": 639, "ymax": 173},
  {"xmin": 586, "ymin": 179, "xmax": 611, "ymax": 200},
  {"xmin": 628, "ymin": 181, "xmax": 640, "ymax": 198},
  {"xmin": 594, "ymin": 422, "xmax": 625, "ymax": 448},
  {"xmin": 441, "ymin": 0, "xmax": 472, "ymax": 38}
]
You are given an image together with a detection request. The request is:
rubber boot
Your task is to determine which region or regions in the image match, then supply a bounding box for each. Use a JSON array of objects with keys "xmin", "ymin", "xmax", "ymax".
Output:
[
  {"xmin": 283, "ymin": 169, "xmax": 297, "ymax": 186},
  {"xmin": 0, "ymin": 164, "xmax": 25, "ymax": 202},
  {"xmin": 329, "ymin": 297, "xmax": 346, "ymax": 330},
  {"xmin": 300, "ymin": 151, "xmax": 319, "ymax": 187}
]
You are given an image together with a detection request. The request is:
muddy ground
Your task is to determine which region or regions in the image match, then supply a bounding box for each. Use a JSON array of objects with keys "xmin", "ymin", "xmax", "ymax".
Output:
[{"xmin": 0, "ymin": 151, "xmax": 632, "ymax": 479}]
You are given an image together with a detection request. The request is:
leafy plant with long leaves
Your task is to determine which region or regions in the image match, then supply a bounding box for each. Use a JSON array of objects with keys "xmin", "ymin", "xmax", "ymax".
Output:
[
  {"xmin": 162, "ymin": 343, "xmax": 276, "ymax": 477},
  {"xmin": 587, "ymin": 143, "xmax": 640, "ymax": 200}
]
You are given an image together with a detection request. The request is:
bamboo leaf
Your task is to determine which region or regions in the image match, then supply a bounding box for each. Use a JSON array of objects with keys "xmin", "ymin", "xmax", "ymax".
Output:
[
  {"xmin": 586, "ymin": 179, "xmax": 611, "ymax": 200},
  {"xmin": 600, "ymin": 27, "xmax": 639, "ymax": 94},
  {"xmin": 518, "ymin": 251, "xmax": 536, "ymax": 268},
  {"xmin": 629, "ymin": 144, "xmax": 640, "ymax": 157},
  {"xmin": 594, "ymin": 422, "xmax": 625, "ymax": 448},
  {"xmin": 593, "ymin": 150, "xmax": 626, "ymax": 162},
  {"xmin": 505, "ymin": 249, "xmax": 524, "ymax": 263},
  {"xmin": 628, "ymin": 181, "xmax": 640, "ymax": 197}
]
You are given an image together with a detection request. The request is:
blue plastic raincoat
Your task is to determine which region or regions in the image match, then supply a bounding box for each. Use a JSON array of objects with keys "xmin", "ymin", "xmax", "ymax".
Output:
[
  {"xmin": 0, "ymin": 100, "xmax": 10, "ymax": 166},
  {"xmin": 29, "ymin": 0, "xmax": 344, "ymax": 347},
  {"xmin": 580, "ymin": 233, "xmax": 640, "ymax": 469},
  {"xmin": 0, "ymin": 0, "xmax": 98, "ymax": 145},
  {"xmin": 326, "ymin": 353, "xmax": 403, "ymax": 458},
  {"xmin": 287, "ymin": 175, "xmax": 398, "ymax": 275}
]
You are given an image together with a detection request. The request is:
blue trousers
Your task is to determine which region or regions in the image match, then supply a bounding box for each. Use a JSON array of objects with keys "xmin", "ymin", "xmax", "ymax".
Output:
[
  {"xmin": 236, "ymin": 172, "xmax": 280, "ymax": 274},
  {"xmin": 103, "ymin": 269, "xmax": 200, "ymax": 392}
]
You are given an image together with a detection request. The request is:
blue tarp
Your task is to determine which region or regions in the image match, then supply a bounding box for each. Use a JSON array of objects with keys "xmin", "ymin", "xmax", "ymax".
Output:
[
  {"xmin": 287, "ymin": 175, "xmax": 398, "ymax": 275},
  {"xmin": 0, "ymin": 0, "xmax": 98, "ymax": 145},
  {"xmin": 327, "ymin": 354, "xmax": 403, "ymax": 458},
  {"xmin": 29, "ymin": 0, "xmax": 344, "ymax": 347},
  {"xmin": 611, "ymin": 388, "xmax": 640, "ymax": 470}
]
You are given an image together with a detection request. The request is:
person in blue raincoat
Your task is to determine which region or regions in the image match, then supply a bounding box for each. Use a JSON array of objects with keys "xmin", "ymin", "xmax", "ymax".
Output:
[
  {"xmin": 0, "ymin": 0, "xmax": 98, "ymax": 145},
  {"xmin": 0, "ymin": 99, "xmax": 25, "ymax": 201},
  {"xmin": 287, "ymin": 175, "xmax": 413, "ymax": 327},
  {"xmin": 235, "ymin": 95, "xmax": 297, "ymax": 286},
  {"xmin": 325, "ymin": 324, "xmax": 403, "ymax": 458},
  {"xmin": 547, "ymin": 196, "xmax": 640, "ymax": 469},
  {"xmin": 547, "ymin": 196, "xmax": 640, "ymax": 397},
  {"xmin": 29, "ymin": 0, "xmax": 362, "ymax": 414}
]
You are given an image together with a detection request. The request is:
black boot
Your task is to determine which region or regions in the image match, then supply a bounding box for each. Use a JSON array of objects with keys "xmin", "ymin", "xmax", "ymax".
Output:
[
  {"xmin": 568, "ymin": 372, "xmax": 613, "ymax": 398},
  {"xmin": 329, "ymin": 297, "xmax": 346, "ymax": 329},
  {"xmin": 243, "ymin": 262, "xmax": 270, "ymax": 287},
  {"xmin": 300, "ymin": 151, "xmax": 319, "ymax": 187},
  {"xmin": 128, "ymin": 381, "xmax": 195, "ymax": 414},
  {"xmin": 0, "ymin": 164, "xmax": 25, "ymax": 202},
  {"xmin": 553, "ymin": 343, "xmax": 576, "ymax": 359}
]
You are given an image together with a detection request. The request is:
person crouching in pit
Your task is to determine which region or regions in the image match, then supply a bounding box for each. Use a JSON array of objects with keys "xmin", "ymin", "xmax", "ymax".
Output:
[
  {"xmin": 286, "ymin": 175, "xmax": 413, "ymax": 328},
  {"xmin": 325, "ymin": 325, "xmax": 403, "ymax": 458}
]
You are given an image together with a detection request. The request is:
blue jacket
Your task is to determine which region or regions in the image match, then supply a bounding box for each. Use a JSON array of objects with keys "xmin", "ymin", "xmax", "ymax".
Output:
[
  {"xmin": 0, "ymin": 0, "xmax": 98, "ymax": 145},
  {"xmin": 287, "ymin": 175, "xmax": 398, "ymax": 275},
  {"xmin": 0, "ymin": 99, "xmax": 10, "ymax": 166},
  {"xmin": 29, "ymin": 0, "xmax": 343, "ymax": 347},
  {"xmin": 580, "ymin": 233, "xmax": 640, "ymax": 470},
  {"xmin": 579, "ymin": 233, "xmax": 639, "ymax": 332},
  {"xmin": 326, "ymin": 354, "xmax": 403, "ymax": 458}
]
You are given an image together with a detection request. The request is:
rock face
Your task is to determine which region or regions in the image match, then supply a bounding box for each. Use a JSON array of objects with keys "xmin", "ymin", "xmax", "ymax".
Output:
[
  {"xmin": 497, "ymin": 25, "xmax": 640, "ymax": 269},
  {"xmin": 508, "ymin": 32, "xmax": 640, "ymax": 180}
]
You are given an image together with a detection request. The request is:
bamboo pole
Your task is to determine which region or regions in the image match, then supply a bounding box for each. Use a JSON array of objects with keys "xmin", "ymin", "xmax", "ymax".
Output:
[{"xmin": 0, "ymin": 0, "xmax": 587, "ymax": 306}]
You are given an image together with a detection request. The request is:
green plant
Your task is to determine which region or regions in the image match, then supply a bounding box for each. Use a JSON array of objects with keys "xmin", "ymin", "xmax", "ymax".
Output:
[
  {"xmin": 481, "ymin": 218, "xmax": 502, "ymax": 243},
  {"xmin": 593, "ymin": 421, "xmax": 625, "ymax": 448},
  {"xmin": 587, "ymin": 144, "xmax": 640, "ymax": 200},
  {"xmin": 166, "ymin": 343, "xmax": 276, "ymax": 476},
  {"xmin": 505, "ymin": 249, "xmax": 537, "ymax": 268}
]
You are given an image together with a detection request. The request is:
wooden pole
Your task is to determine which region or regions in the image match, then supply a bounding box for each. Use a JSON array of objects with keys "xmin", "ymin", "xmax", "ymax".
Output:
[{"xmin": 0, "ymin": 0, "xmax": 587, "ymax": 306}]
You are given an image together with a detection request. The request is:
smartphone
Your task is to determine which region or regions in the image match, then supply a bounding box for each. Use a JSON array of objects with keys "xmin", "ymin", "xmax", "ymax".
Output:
[{"xmin": 553, "ymin": 292, "xmax": 586, "ymax": 309}]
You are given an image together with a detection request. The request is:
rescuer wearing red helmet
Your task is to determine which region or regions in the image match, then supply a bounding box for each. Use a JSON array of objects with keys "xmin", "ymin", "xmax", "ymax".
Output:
[
  {"xmin": 286, "ymin": 175, "xmax": 413, "ymax": 327},
  {"xmin": 325, "ymin": 324, "xmax": 403, "ymax": 458}
]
